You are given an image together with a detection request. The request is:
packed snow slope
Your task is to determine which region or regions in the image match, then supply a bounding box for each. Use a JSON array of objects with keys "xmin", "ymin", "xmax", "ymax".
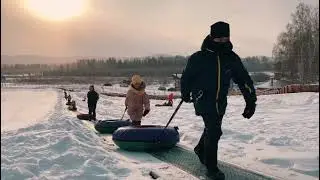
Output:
[
  {"xmin": 1, "ymin": 84, "xmax": 319, "ymax": 180},
  {"xmin": 72, "ymin": 85, "xmax": 319, "ymax": 180},
  {"xmin": 1, "ymin": 87, "xmax": 197, "ymax": 180}
]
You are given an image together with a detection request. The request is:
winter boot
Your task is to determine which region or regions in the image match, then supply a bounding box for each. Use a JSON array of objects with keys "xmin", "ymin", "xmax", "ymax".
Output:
[
  {"xmin": 206, "ymin": 168, "xmax": 225, "ymax": 180},
  {"xmin": 194, "ymin": 146, "xmax": 205, "ymax": 164}
]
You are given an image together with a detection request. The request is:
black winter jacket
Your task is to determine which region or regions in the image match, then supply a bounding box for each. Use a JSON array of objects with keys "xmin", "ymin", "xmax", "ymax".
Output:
[
  {"xmin": 87, "ymin": 90, "xmax": 99, "ymax": 106},
  {"xmin": 180, "ymin": 36, "xmax": 257, "ymax": 116}
]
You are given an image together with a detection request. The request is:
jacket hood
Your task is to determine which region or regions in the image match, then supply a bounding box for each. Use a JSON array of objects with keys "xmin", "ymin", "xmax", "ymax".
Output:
[{"xmin": 129, "ymin": 81, "xmax": 146, "ymax": 95}]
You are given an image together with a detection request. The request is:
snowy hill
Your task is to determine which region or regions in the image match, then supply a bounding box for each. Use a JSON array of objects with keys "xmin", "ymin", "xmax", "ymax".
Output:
[{"xmin": 1, "ymin": 85, "xmax": 318, "ymax": 180}]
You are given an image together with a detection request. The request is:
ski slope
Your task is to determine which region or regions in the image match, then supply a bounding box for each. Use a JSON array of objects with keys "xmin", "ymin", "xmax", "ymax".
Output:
[
  {"xmin": 1, "ymin": 87, "xmax": 197, "ymax": 180},
  {"xmin": 71, "ymin": 85, "xmax": 320, "ymax": 180},
  {"xmin": 1, "ymin": 85, "xmax": 319, "ymax": 180}
]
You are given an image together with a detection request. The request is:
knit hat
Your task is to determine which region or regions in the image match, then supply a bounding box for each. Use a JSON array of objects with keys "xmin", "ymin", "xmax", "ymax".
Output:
[
  {"xmin": 131, "ymin": 75, "xmax": 142, "ymax": 86},
  {"xmin": 210, "ymin": 21, "xmax": 230, "ymax": 38}
]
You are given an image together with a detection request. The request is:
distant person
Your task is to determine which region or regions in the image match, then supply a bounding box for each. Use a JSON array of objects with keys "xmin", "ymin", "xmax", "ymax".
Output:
[
  {"xmin": 180, "ymin": 21, "xmax": 257, "ymax": 179},
  {"xmin": 68, "ymin": 100, "xmax": 77, "ymax": 111},
  {"xmin": 64, "ymin": 90, "xmax": 68, "ymax": 100},
  {"xmin": 167, "ymin": 93, "xmax": 174, "ymax": 106},
  {"xmin": 66, "ymin": 94, "xmax": 72, "ymax": 105},
  {"xmin": 156, "ymin": 93, "xmax": 174, "ymax": 106},
  {"xmin": 87, "ymin": 85, "xmax": 99, "ymax": 120},
  {"xmin": 125, "ymin": 75, "xmax": 150, "ymax": 126}
]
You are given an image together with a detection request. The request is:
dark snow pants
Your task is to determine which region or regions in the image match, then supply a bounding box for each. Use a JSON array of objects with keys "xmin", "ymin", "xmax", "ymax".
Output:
[
  {"xmin": 194, "ymin": 113, "xmax": 223, "ymax": 172},
  {"xmin": 88, "ymin": 104, "xmax": 97, "ymax": 120}
]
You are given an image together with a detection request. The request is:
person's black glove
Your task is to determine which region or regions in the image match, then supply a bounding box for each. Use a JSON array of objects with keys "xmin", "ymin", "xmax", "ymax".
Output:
[
  {"xmin": 242, "ymin": 102, "xmax": 256, "ymax": 119},
  {"xmin": 182, "ymin": 93, "xmax": 192, "ymax": 103},
  {"xmin": 143, "ymin": 109, "xmax": 150, "ymax": 117}
]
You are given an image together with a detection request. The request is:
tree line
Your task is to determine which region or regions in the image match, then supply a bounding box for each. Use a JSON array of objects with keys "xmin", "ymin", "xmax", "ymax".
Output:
[
  {"xmin": 273, "ymin": 2, "xmax": 319, "ymax": 83},
  {"xmin": 1, "ymin": 55, "xmax": 274, "ymax": 77}
]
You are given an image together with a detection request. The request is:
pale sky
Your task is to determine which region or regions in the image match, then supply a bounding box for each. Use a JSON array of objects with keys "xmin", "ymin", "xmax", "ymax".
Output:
[{"xmin": 1, "ymin": 0, "xmax": 319, "ymax": 59}]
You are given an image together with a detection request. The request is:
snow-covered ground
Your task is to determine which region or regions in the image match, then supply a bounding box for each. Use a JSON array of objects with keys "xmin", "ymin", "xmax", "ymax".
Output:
[
  {"xmin": 1, "ymin": 84, "xmax": 319, "ymax": 180},
  {"xmin": 1, "ymin": 83, "xmax": 179, "ymax": 97},
  {"xmin": 73, "ymin": 86, "xmax": 319, "ymax": 180},
  {"xmin": 1, "ymin": 87, "xmax": 197, "ymax": 180},
  {"xmin": 1, "ymin": 89, "xmax": 57, "ymax": 132}
]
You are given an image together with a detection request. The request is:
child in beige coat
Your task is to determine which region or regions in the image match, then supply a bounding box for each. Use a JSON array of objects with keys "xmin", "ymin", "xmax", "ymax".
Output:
[{"xmin": 125, "ymin": 75, "xmax": 150, "ymax": 126}]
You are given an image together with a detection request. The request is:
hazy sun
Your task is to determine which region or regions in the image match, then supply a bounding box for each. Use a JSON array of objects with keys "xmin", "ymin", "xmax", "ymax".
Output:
[{"xmin": 24, "ymin": 0, "xmax": 87, "ymax": 21}]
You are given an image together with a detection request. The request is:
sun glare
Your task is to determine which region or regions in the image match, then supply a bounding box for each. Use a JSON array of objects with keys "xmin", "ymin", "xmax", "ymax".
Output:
[{"xmin": 24, "ymin": 0, "xmax": 87, "ymax": 21}]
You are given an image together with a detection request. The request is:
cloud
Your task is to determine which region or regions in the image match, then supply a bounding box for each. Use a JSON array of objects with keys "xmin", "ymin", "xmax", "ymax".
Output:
[{"xmin": 1, "ymin": 0, "xmax": 319, "ymax": 61}]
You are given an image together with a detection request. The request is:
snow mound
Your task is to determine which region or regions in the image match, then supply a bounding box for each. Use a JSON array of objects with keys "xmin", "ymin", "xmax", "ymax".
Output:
[{"xmin": 1, "ymin": 89, "xmax": 57, "ymax": 132}]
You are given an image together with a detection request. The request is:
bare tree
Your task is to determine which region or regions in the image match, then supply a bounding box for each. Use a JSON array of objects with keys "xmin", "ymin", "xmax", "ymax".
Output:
[{"xmin": 273, "ymin": 2, "xmax": 319, "ymax": 83}]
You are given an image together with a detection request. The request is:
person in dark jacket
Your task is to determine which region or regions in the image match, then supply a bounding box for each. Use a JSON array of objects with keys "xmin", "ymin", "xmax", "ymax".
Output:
[
  {"xmin": 64, "ymin": 90, "xmax": 68, "ymax": 100},
  {"xmin": 180, "ymin": 21, "xmax": 257, "ymax": 179},
  {"xmin": 68, "ymin": 100, "xmax": 77, "ymax": 111},
  {"xmin": 87, "ymin": 85, "xmax": 99, "ymax": 120},
  {"xmin": 66, "ymin": 94, "xmax": 72, "ymax": 105}
]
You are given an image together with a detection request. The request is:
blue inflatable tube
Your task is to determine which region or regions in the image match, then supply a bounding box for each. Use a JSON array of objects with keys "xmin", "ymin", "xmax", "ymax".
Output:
[{"xmin": 112, "ymin": 125, "xmax": 180, "ymax": 151}]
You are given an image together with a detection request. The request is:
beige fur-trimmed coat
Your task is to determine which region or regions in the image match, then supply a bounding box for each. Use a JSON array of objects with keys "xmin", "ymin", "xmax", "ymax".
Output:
[{"xmin": 125, "ymin": 82, "xmax": 150, "ymax": 122}]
